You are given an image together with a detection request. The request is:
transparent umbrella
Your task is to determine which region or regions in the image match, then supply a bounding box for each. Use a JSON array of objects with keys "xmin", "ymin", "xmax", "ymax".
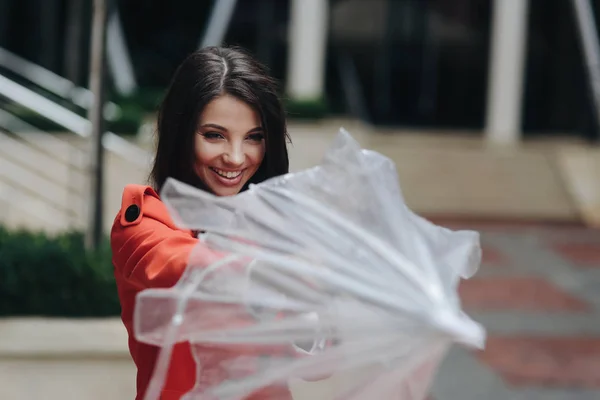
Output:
[{"xmin": 134, "ymin": 128, "xmax": 486, "ymax": 400}]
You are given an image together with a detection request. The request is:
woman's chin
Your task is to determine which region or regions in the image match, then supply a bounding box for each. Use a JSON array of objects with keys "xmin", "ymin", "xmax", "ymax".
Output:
[{"xmin": 210, "ymin": 184, "xmax": 244, "ymax": 197}]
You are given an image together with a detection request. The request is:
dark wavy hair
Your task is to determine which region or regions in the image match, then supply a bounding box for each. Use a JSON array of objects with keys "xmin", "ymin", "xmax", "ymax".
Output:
[{"xmin": 150, "ymin": 46, "xmax": 290, "ymax": 193}]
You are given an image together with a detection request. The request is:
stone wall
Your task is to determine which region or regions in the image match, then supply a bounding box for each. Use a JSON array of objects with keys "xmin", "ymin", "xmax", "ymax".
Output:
[{"xmin": 0, "ymin": 318, "xmax": 136, "ymax": 400}]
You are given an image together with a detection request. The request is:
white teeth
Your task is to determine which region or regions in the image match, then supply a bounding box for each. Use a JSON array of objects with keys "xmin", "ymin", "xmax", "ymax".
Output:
[{"xmin": 213, "ymin": 168, "xmax": 241, "ymax": 179}]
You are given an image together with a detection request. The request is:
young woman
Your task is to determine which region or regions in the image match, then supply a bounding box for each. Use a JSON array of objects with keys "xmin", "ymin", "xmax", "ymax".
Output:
[{"xmin": 111, "ymin": 46, "xmax": 297, "ymax": 400}]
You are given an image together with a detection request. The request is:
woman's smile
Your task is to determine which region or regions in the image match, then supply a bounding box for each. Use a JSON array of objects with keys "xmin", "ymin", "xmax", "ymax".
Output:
[{"xmin": 209, "ymin": 167, "xmax": 245, "ymax": 186}]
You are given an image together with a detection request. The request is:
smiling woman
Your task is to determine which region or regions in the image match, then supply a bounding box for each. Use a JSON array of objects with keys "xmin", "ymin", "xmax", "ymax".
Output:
[
  {"xmin": 109, "ymin": 46, "xmax": 302, "ymax": 400},
  {"xmin": 150, "ymin": 46, "xmax": 289, "ymax": 195}
]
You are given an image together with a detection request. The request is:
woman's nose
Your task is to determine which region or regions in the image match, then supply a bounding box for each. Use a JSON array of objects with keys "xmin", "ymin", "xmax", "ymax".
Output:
[{"xmin": 223, "ymin": 144, "xmax": 244, "ymax": 166}]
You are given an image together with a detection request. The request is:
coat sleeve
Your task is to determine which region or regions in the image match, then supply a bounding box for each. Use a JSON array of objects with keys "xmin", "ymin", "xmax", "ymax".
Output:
[
  {"xmin": 110, "ymin": 186, "xmax": 223, "ymax": 290},
  {"xmin": 111, "ymin": 216, "xmax": 198, "ymax": 289}
]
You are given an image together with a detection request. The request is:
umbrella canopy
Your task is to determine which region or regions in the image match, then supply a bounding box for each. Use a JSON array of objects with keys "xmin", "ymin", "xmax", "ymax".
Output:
[{"xmin": 135, "ymin": 128, "xmax": 486, "ymax": 400}]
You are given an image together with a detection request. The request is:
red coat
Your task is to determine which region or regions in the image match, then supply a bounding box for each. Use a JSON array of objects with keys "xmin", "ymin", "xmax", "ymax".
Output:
[{"xmin": 111, "ymin": 184, "xmax": 294, "ymax": 400}]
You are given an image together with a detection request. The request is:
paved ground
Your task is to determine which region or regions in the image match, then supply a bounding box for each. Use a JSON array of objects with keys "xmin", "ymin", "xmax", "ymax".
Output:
[{"xmin": 426, "ymin": 219, "xmax": 600, "ymax": 400}]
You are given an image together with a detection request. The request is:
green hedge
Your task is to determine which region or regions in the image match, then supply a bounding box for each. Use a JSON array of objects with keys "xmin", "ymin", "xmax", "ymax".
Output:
[
  {"xmin": 285, "ymin": 97, "xmax": 329, "ymax": 120},
  {"xmin": 111, "ymin": 87, "xmax": 165, "ymax": 114},
  {"xmin": 0, "ymin": 226, "xmax": 120, "ymax": 317}
]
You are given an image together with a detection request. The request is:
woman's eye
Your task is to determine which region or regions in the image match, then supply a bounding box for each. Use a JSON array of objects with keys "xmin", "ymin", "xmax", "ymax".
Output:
[
  {"xmin": 247, "ymin": 133, "xmax": 264, "ymax": 142},
  {"xmin": 202, "ymin": 132, "xmax": 224, "ymax": 140}
]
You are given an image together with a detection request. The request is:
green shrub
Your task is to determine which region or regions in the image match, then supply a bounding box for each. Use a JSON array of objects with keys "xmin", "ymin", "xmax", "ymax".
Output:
[
  {"xmin": 111, "ymin": 87, "xmax": 165, "ymax": 114},
  {"xmin": 0, "ymin": 226, "xmax": 120, "ymax": 317},
  {"xmin": 107, "ymin": 101, "xmax": 145, "ymax": 135},
  {"xmin": 285, "ymin": 97, "xmax": 329, "ymax": 120}
]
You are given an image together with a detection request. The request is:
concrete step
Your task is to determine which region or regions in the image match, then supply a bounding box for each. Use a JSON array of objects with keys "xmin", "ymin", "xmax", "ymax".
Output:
[
  {"xmin": 556, "ymin": 145, "xmax": 600, "ymax": 227},
  {"xmin": 287, "ymin": 120, "xmax": 583, "ymax": 222},
  {"xmin": 0, "ymin": 131, "xmax": 86, "ymax": 222},
  {"xmin": 0, "ymin": 182, "xmax": 74, "ymax": 233}
]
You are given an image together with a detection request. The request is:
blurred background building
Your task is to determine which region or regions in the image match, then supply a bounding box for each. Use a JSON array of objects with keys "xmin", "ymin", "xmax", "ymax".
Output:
[{"xmin": 1, "ymin": 0, "xmax": 599, "ymax": 140}]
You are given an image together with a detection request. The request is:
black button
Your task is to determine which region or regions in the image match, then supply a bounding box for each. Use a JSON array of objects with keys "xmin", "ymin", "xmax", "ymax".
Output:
[{"xmin": 124, "ymin": 204, "xmax": 140, "ymax": 222}]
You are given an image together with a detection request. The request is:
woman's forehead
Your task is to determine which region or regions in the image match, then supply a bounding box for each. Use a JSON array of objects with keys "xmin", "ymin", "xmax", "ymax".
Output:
[{"xmin": 199, "ymin": 95, "xmax": 261, "ymax": 130}]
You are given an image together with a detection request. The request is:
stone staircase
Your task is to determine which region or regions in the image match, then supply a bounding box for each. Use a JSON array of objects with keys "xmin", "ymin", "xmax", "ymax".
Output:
[
  {"xmin": 0, "ymin": 130, "xmax": 150, "ymax": 235},
  {"xmin": 0, "ymin": 51, "xmax": 154, "ymax": 235}
]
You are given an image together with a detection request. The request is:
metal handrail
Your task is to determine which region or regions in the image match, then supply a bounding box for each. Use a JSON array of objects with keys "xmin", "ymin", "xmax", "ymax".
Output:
[
  {"xmin": 0, "ymin": 74, "xmax": 151, "ymax": 167},
  {"xmin": 0, "ymin": 46, "xmax": 119, "ymax": 112}
]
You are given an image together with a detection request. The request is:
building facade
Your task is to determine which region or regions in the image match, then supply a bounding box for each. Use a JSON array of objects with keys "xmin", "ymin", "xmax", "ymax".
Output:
[{"xmin": 0, "ymin": 0, "xmax": 598, "ymax": 142}]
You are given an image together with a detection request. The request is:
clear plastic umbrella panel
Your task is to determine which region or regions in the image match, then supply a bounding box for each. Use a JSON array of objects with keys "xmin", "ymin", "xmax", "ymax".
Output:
[{"xmin": 134, "ymin": 129, "xmax": 486, "ymax": 400}]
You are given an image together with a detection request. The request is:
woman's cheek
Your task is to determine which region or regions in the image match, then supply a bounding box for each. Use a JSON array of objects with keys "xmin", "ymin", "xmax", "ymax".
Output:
[
  {"xmin": 196, "ymin": 142, "xmax": 222, "ymax": 163},
  {"xmin": 248, "ymin": 143, "xmax": 266, "ymax": 163}
]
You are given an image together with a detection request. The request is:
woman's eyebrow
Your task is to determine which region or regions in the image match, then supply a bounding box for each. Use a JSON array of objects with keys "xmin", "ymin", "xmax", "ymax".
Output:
[
  {"xmin": 199, "ymin": 123, "xmax": 227, "ymax": 131},
  {"xmin": 247, "ymin": 126, "xmax": 264, "ymax": 134}
]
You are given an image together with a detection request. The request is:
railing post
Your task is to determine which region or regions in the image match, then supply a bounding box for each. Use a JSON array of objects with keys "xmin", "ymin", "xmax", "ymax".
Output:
[
  {"xmin": 86, "ymin": 0, "xmax": 108, "ymax": 250},
  {"xmin": 286, "ymin": 0, "xmax": 329, "ymax": 103},
  {"xmin": 484, "ymin": 0, "xmax": 530, "ymax": 145},
  {"xmin": 571, "ymin": 0, "xmax": 600, "ymax": 143},
  {"xmin": 199, "ymin": 0, "xmax": 238, "ymax": 48}
]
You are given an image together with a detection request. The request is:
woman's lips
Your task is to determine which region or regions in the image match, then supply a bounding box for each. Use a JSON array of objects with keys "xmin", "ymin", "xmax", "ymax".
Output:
[{"xmin": 210, "ymin": 167, "xmax": 244, "ymax": 186}]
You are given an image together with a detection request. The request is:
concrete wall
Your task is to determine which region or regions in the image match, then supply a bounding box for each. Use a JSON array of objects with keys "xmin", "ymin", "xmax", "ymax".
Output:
[
  {"xmin": 0, "ymin": 318, "xmax": 136, "ymax": 400},
  {"xmin": 0, "ymin": 317, "xmax": 418, "ymax": 400}
]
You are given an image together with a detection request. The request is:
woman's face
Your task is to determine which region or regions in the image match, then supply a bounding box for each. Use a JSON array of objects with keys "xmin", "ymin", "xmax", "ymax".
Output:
[{"xmin": 195, "ymin": 94, "xmax": 266, "ymax": 196}]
